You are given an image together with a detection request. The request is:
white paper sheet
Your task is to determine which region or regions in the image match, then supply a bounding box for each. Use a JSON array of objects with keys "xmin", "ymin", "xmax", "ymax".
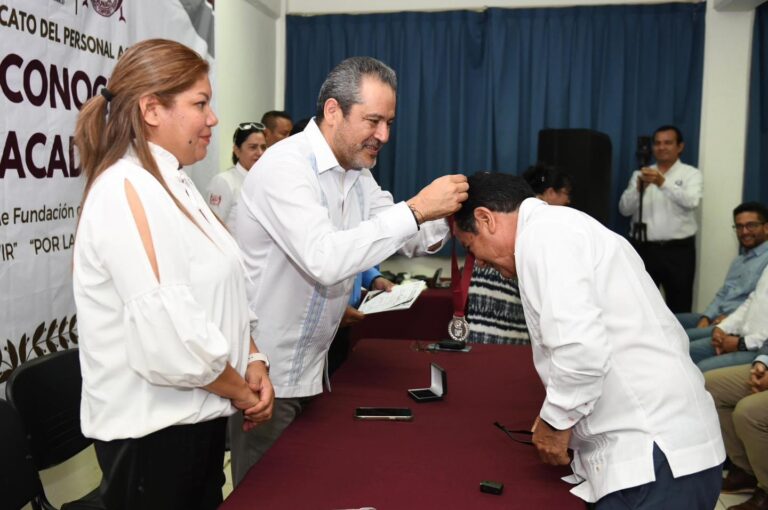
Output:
[{"xmin": 357, "ymin": 280, "xmax": 427, "ymax": 314}]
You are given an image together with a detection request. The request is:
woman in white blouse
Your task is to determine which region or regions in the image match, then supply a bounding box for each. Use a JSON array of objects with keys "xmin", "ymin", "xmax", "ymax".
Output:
[
  {"xmin": 72, "ymin": 39, "xmax": 273, "ymax": 510},
  {"xmin": 206, "ymin": 122, "xmax": 267, "ymax": 233}
]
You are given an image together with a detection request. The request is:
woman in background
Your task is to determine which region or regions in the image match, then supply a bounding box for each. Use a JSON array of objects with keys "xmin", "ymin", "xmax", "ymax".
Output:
[
  {"xmin": 523, "ymin": 163, "xmax": 573, "ymax": 206},
  {"xmin": 73, "ymin": 39, "xmax": 273, "ymax": 510},
  {"xmin": 206, "ymin": 122, "xmax": 267, "ymax": 233}
]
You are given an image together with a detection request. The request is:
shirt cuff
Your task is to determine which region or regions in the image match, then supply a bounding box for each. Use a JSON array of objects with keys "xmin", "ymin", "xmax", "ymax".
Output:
[
  {"xmin": 539, "ymin": 400, "xmax": 587, "ymax": 431},
  {"xmin": 362, "ymin": 270, "xmax": 382, "ymax": 289},
  {"xmin": 745, "ymin": 335, "xmax": 764, "ymax": 351},
  {"xmin": 421, "ymin": 218, "xmax": 449, "ymax": 253},
  {"xmin": 382, "ymin": 202, "xmax": 420, "ymax": 239},
  {"xmin": 718, "ymin": 317, "xmax": 736, "ymax": 334},
  {"xmin": 753, "ymin": 355, "xmax": 768, "ymax": 368}
]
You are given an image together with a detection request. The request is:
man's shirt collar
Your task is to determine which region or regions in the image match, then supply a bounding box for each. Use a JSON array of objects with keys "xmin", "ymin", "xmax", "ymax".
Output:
[
  {"xmin": 744, "ymin": 239, "xmax": 768, "ymax": 259},
  {"xmin": 305, "ymin": 117, "xmax": 342, "ymax": 174}
]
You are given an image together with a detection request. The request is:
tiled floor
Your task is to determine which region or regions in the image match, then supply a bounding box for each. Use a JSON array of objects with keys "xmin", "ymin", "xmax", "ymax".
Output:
[{"xmin": 20, "ymin": 448, "xmax": 751, "ymax": 509}]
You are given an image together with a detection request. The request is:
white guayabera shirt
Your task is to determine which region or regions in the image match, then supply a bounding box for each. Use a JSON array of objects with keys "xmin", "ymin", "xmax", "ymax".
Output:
[
  {"xmin": 236, "ymin": 118, "xmax": 448, "ymax": 398},
  {"xmin": 516, "ymin": 197, "xmax": 724, "ymax": 503},
  {"xmin": 719, "ymin": 266, "xmax": 768, "ymax": 352}
]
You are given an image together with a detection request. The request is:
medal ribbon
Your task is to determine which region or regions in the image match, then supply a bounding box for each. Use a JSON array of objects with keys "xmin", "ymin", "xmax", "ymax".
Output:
[{"xmin": 449, "ymin": 217, "xmax": 474, "ymax": 318}]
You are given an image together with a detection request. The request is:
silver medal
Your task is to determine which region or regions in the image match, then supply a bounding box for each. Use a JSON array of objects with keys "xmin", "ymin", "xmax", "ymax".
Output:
[{"xmin": 447, "ymin": 315, "xmax": 470, "ymax": 343}]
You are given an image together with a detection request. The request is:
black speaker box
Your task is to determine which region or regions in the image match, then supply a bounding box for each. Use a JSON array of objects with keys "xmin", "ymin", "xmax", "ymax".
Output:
[{"xmin": 536, "ymin": 129, "xmax": 612, "ymax": 226}]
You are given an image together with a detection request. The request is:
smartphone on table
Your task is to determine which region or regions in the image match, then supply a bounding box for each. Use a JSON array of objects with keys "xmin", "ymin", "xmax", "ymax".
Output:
[{"xmin": 354, "ymin": 407, "xmax": 413, "ymax": 421}]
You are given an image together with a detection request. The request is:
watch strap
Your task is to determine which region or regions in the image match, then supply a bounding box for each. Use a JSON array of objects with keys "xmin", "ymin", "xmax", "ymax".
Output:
[{"xmin": 247, "ymin": 352, "xmax": 270, "ymax": 368}]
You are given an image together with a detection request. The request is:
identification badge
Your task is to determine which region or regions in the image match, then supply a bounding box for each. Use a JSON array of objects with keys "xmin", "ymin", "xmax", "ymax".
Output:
[{"xmin": 448, "ymin": 315, "xmax": 470, "ymax": 343}]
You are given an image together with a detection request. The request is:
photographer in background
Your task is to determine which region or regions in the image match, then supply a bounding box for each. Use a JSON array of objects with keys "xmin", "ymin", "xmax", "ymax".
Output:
[{"xmin": 619, "ymin": 125, "xmax": 703, "ymax": 313}]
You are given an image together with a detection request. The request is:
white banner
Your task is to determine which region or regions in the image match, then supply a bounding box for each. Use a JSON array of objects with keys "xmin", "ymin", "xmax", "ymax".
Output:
[{"xmin": 0, "ymin": 0, "xmax": 216, "ymax": 388}]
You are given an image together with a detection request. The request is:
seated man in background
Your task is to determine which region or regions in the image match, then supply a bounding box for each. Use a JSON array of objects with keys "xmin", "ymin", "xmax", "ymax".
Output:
[
  {"xmin": 454, "ymin": 172, "xmax": 723, "ymax": 509},
  {"xmin": 679, "ymin": 202, "xmax": 768, "ymax": 341},
  {"xmin": 705, "ymin": 346, "xmax": 768, "ymax": 510},
  {"xmin": 690, "ymin": 264, "xmax": 768, "ymax": 372}
]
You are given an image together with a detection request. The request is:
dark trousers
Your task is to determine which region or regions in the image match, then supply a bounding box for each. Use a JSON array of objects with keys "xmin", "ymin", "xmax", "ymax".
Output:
[
  {"xmin": 93, "ymin": 417, "xmax": 227, "ymax": 510},
  {"xmin": 634, "ymin": 236, "xmax": 696, "ymax": 313},
  {"xmin": 595, "ymin": 443, "xmax": 722, "ymax": 510},
  {"xmin": 229, "ymin": 397, "xmax": 312, "ymax": 486},
  {"xmin": 328, "ymin": 326, "xmax": 351, "ymax": 375}
]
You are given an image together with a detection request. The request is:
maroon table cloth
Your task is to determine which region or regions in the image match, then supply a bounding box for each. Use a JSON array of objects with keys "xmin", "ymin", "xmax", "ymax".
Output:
[
  {"xmin": 350, "ymin": 288, "xmax": 454, "ymax": 342},
  {"xmin": 221, "ymin": 339, "xmax": 585, "ymax": 510}
]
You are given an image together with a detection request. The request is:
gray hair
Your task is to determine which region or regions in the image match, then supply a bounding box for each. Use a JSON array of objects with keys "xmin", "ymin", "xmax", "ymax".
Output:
[{"xmin": 315, "ymin": 56, "xmax": 397, "ymax": 122}]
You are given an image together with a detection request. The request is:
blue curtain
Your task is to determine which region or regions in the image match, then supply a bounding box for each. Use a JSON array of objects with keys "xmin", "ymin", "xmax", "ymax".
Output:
[
  {"xmin": 745, "ymin": 2, "xmax": 768, "ymax": 203},
  {"xmin": 286, "ymin": 4, "xmax": 705, "ymax": 231}
]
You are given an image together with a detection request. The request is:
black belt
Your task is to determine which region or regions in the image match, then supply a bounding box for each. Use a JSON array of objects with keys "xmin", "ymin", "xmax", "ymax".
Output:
[{"xmin": 635, "ymin": 236, "xmax": 695, "ymax": 248}]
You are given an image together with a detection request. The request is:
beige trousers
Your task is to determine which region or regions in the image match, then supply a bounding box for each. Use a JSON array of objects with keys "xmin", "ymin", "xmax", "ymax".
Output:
[{"xmin": 705, "ymin": 363, "xmax": 768, "ymax": 491}]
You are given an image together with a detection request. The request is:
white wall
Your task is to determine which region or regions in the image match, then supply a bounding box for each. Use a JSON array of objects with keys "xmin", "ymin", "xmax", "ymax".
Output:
[
  {"xmin": 214, "ymin": 0, "xmax": 280, "ymax": 172},
  {"xmin": 218, "ymin": 0, "xmax": 757, "ymax": 310},
  {"xmin": 696, "ymin": 2, "xmax": 755, "ymax": 311}
]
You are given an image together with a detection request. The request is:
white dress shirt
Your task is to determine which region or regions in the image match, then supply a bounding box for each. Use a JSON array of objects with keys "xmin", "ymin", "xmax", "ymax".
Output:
[
  {"xmin": 719, "ymin": 265, "xmax": 768, "ymax": 350},
  {"xmin": 206, "ymin": 162, "xmax": 247, "ymax": 234},
  {"xmin": 73, "ymin": 144, "xmax": 251, "ymax": 441},
  {"xmin": 618, "ymin": 159, "xmax": 703, "ymax": 240},
  {"xmin": 516, "ymin": 198, "xmax": 724, "ymax": 502},
  {"xmin": 236, "ymin": 118, "xmax": 448, "ymax": 398}
]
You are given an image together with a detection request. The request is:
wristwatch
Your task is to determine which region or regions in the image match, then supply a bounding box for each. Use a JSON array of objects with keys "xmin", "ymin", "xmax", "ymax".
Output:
[
  {"xmin": 247, "ymin": 352, "xmax": 270, "ymax": 369},
  {"xmin": 737, "ymin": 337, "xmax": 748, "ymax": 352}
]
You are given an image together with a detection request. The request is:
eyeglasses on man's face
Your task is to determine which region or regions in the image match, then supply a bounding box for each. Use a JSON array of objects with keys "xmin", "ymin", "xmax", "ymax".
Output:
[{"xmin": 732, "ymin": 221, "xmax": 767, "ymax": 232}]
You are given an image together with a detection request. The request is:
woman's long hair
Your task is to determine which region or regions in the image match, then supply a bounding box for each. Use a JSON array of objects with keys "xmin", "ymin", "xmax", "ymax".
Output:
[{"xmin": 74, "ymin": 38, "xmax": 210, "ymax": 227}]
